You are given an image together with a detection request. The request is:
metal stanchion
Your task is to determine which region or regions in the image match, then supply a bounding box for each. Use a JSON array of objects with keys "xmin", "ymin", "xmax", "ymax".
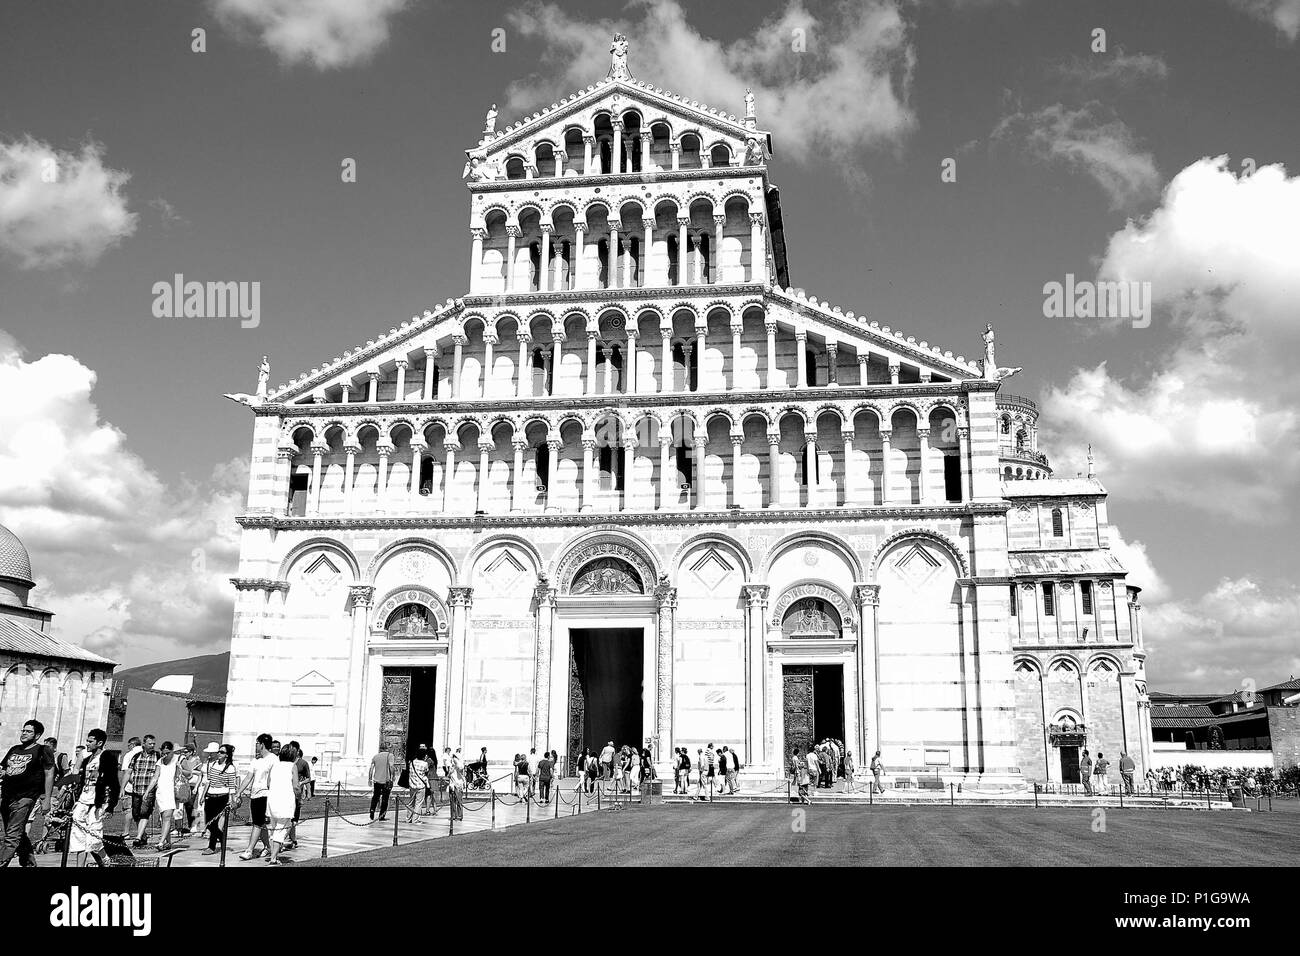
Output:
[
  {"xmin": 491, "ymin": 792, "xmax": 496, "ymax": 829},
  {"xmin": 949, "ymin": 783, "xmax": 954, "ymax": 806},
  {"xmin": 554, "ymin": 789, "xmax": 559, "ymax": 818},
  {"xmin": 597, "ymin": 784, "xmax": 601, "ymax": 811},
  {"xmin": 392, "ymin": 798, "xmax": 399, "ymax": 846},
  {"xmin": 321, "ymin": 799, "xmax": 329, "ymax": 859},
  {"xmin": 220, "ymin": 808, "xmax": 229, "ymax": 868},
  {"xmin": 60, "ymin": 815, "xmax": 71, "ymax": 868},
  {"xmin": 1033, "ymin": 783, "xmax": 1039, "ymax": 808}
]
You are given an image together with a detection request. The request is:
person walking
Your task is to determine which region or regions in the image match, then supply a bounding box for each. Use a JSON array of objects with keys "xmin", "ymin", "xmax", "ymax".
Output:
[
  {"xmin": 287, "ymin": 742, "xmax": 310, "ymax": 849},
  {"xmin": 447, "ymin": 749, "xmax": 464, "ymax": 821},
  {"xmin": 266, "ymin": 746, "xmax": 297, "ymax": 865},
  {"xmin": 1119, "ymin": 752, "xmax": 1136, "ymax": 795},
  {"xmin": 726, "ymin": 746, "xmax": 742, "ymax": 794},
  {"xmin": 538, "ymin": 751, "xmax": 553, "ymax": 804},
  {"xmin": 1079, "ymin": 749, "xmax": 1094, "ymax": 795},
  {"xmin": 870, "ymin": 751, "xmax": 885, "ymax": 795},
  {"xmin": 694, "ymin": 749, "xmax": 708, "ymax": 801},
  {"xmin": 196, "ymin": 744, "xmax": 239, "ymax": 856},
  {"xmin": 118, "ymin": 736, "xmax": 141, "ymax": 837},
  {"xmin": 526, "ymin": 748, "xmax": 539, "ymax": 799},
  {"xmin": 843, "ymin": 750, "xmax": 857, "ymax": 794},
  {"xmin": 1094, "ymin": 753, "xmax": 1110, "ymax": 795},
  {"xmin": 238, "ymin": 733, "xmax": 277, "ymax": 861},
  {"xmin": 599, "ymin": 740, "xmax": 615, "ymax": 786},
  {"xmin": 1, "ymin": 718, "xmax": 55, "ymax": 867},
  {"xmin": 69, "ymin": 729, "xmax": 119, "ymax": 867},
  {"xmin": 716, "ymin": 747, "xmax": 729, "ymax": 796},
  {"xmin": 144, "ymin": 741, "xmax": 181, "ymax": 851},
  {"xmin": 805, "ymin": 746, "xmax": 821, "ymax": 800},
  {"xmin": 124, "ymin": 735, "xmax": 160, "ymax": 848},
  {"xmin": 791, "ymin": 747, "xmax": 810, "ymax": 804},
  {"xmin": 407, "ymin": 748, "xmax": 429, "ymax": 823},
  {"xmin": 368, "ymin": 742, "xmax": 396, "ymax": 821}
]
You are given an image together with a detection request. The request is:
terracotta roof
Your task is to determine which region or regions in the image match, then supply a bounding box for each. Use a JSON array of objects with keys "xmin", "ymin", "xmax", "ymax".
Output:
[
  {"xmin": 1009, "ymin": 550, "xmax": 1128, "ymax": 577},
  {"xmin": 0, "ymin": 616, "xmax": 115, "ymax": 667}
]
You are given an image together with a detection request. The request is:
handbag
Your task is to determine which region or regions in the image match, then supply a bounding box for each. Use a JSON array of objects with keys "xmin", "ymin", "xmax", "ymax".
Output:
[{"xmin": 398, "ymin": 764, "xmax": 411, "ymax": 789}]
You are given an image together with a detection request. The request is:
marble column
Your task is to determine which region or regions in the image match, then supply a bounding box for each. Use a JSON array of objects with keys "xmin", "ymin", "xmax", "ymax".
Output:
[
  {"xmin": 275, "ymin": 446, "xmax": 295, "ymax": 515},
  {"xmin": 803, "ymin": 431, "xmax": 818, "ymax": 507},
  {"xmin": 742, "ymin": 584, "xmax": 769, "ymax": 765},
  {"xmin": 654, "ymin": 579, "xmax": 677, "ymax": 757},
  {"xmin": 917, "ymin": 427, "xmax": 930, "ymax": 504},
  {"xmin": 586, "ymin": 331, "xmax": 598, "ymax": 395},
  {"xmin": 469, "ymin": 227, "xmax": 485, "ymax": 295},
  {"xmin": 476, "ymin": 439, "xmax": 492, "ymax": 513},
  {"xmin": 693, "ymin": 432, "xmax": 707, "ymax": 509},
  {"xmin": 482, "ymin": 334, "xmax": 497, "ymax": 397},
  {"xmin": 611, "ymin": 119, "xmax": 623, "ymax": 174},
  {"xmin": 422, "ymin": 346, "xmax": 438, "ymax": 400},
  {"xmin": 712, "ymin": 214, "xmax": 726, "ymax": 284},
  {"xmin": 442, "ymin": 440, "xmax": 459, "ymax": 512},
  {"xmin": 958, "ymin": 425, "xmax": 972, "ymax": 502},
  {"xmin": 445, "ymin": 587, "xmax": 473, "ymax": 748},
  {"xmin": 581, "ymin": 438, "xmax": 596, "ymax": 511},
  {"xmin": 346, "ymin": 585, "xmax": 374, "ymax": 756},
  {"xmin": 517, "ymin": 334, "xmax": 531, "ymax": 398},
  {"xmin": 532, "ymin": 581, "xmax": 556, "ymax": 750},
  {"xmin": 889, "ymin": 363, "xmax": 900, "ymax": 385},
  {"xmin": 408, "ymin": 441, "xmax": 425, "ymax": 507},
  {"xmin": 539, "ymin": 224, "xmax": 552, "ymax": 293},
  {"xmin": 376, "ymin": 442, "xmax": 393, "ymax": 512},
  {"xmin": 767, "ymin": 432, "xmax": 781, "ymax": 508},
  {"xmin": 582, "ymin": 134, "xmax": 594, "ymax": 175},
  {"xmin": 511, "ymin": 439, "xmax": 526, "ymax": 512},
  {"xmin": 765, "ymin": 320, "xmax": 778, "ymax": 389},
  {"xmin": 451, "ymin": 335, "xmax": 465, "ymax": 400},
  {"xmin": 676, "ymin": 217, "xmax": 689, "ymax": 285},
  {"xmin": 841, "ymin": 429, "xmax": 855, "ymax": 506},
  {"xmin": 795, "ymin": 330, "xmax": 808, "ymax": 388},
  {"xmin": 879, "ymin": 430, "xmax": 892, "ymax": 505},
  {"xmin": 660, "ymin": 328, "xmax": 672, "ymax": 393},
  {"xmin": 669, "ymin": 141, "xmax": 680, "ymax": 171},
  {"xmin": 625, "ymin": 330, "xmax": 638, "ymax": 395},
  {"xmin": 730, "ymin": 320, "xmax": 743, "ymax": 391},
  {"xmin": 694, "ymin": 323, "xmax": 707, "ymax": 392},
  {"xmin": 857, "ymin": 353, "xmax": 869, "ymax": 387},
  {"xmin": 853, "ymin": 584, "xmax": 881, "ymax": 763},
  {"xmin": 550, "ymin": 332, "xmax": 564, "ymax": 396},
  {"xmin": 393, "ymin": 359, "xmax": 407, "ymax": 402},
  {"xmin": 749, "ymin": 212, "xmax": 766, "ymax": 283},
  {"xmin": 730, "ymin": 433, "xmax": 744, "ymax": 507},
  {"xmin": 309, "ymin": 443, "xmax": 326, "ymax": 515},
  {"xmin": 607, "ymin": 227, "xmax": 619, "ymax": 290},
  {"xmin": 621, "ymin": 438, "xmax": 635, "ymax": 511},
  {"xmin": 367, "ymin": 371, "xmax": 379, "ymax": 403},
  {"xmin": 641, "ymin": 217, "xmax": 654, "ymax": 288},
  {"xmin": 826, "ymin": 343, "xmax": 838, "ymax": 385},
  {"xmin": 504, "ymin": 226, "xmax": 520, "ymax": 293},
  {"xmin": 658, "ymin": 434, "xmax": 673, "ymax": 510}
]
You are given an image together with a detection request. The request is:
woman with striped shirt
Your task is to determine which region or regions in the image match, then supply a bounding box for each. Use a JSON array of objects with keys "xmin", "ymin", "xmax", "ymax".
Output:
[{"xmin": 196, "ymin": 744, "xmax": 240, "ymax": 856}]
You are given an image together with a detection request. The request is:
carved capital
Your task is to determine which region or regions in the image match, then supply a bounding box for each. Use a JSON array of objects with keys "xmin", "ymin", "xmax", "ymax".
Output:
[
  {"xmin": 749, "ymin": 212, "xmax": 764, "ymax": 226},
  {"xmin": 376, "ymin": 442, "xmax": 395, "ymax": 457},
  {"xmin": 653, "ymin": 582, "xmax": 678, "ymax": 608},
  {"xmin": 712, "ymin": 214, "xmax": 726, "ymax": 227},
  {"xmin": 853, "ymin": 583, "xmax": 880, "ymax": 607},
  {"xmin": 742, "ymin": 583, "xmax": 770, "ymax": 608},
  {"xmin": 505, "ymin": 225, "xmax": 522, "ymax": 238},
  {"xmin": 393, "ymin": 358, "xmax": 408, "ymax": 369},
  {"xmin": 730, "ymin": 433, "xmax": 745, "ymax": 447},
  {"xmin": 443, "ymin": 439, "xmax": 462, "ymax": 453},
  {"xmin": 276, "ymin": 445, "xmax": 298, "ymax": 461},
  {"xmin": 448, "ymin": 586, "xmax": 473, "ymax": 609},
  {"xmin": 517, "ymin": 331, "xmax": 532, "ymax": 344},
  {"xmin": 469, "ymin": 226, "xmax": 488, "ymax": 241},
  {"xmin": 348, "ymin": 584, "xmax": 375, "ymax": 606},
  {"xmin": 309, "ymin": 442, "xmax": 328, "ymax": 457},
  {"xmin": 409, "ymin": 441, "xmax": 427, "ymax": 455},
  {"xmin": 676, "ymin": 216, "xmax": 690, "ymax": 227},
  {"xmin": 539, "ymin": 222, "xmax": 554, "ymax": 234},
  {"xmin": 641, "ymin": 217, "xmax": 656, "ymax": 230}
]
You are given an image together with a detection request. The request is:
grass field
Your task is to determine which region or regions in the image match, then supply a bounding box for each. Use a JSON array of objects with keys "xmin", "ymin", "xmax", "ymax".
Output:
[{"xmin": 308, "ymin": 803, "xmax": 1300, "ymax": 867}]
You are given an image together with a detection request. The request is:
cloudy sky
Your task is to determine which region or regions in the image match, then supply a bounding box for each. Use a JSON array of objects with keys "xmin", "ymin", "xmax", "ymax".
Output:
[{"xmin": 0, "ymin": 0, "xmax": 1296, "ymax": 689}]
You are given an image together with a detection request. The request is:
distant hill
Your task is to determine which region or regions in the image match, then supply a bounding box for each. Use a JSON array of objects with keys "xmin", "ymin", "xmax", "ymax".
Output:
[{"xmin": 113, "ymin": 652, "xmax": 230, "ymax": 700}]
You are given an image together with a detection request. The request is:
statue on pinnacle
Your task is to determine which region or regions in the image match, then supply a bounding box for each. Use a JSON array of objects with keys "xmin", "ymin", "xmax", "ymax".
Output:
[{"xmin": 608, "ymin": 33, "xmax": 632, "ymax": 80}]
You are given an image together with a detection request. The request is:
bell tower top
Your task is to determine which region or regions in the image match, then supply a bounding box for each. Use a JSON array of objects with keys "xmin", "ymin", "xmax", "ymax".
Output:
[{"xmin": 607, "ymin": 33, "xmax": 632, "ymax": 81}]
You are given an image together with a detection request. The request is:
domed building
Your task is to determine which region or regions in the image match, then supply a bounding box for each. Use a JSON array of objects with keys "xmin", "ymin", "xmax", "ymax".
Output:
[{"xmin": 0, "ymin": 523, "xmax": 115, "ymax": 744}]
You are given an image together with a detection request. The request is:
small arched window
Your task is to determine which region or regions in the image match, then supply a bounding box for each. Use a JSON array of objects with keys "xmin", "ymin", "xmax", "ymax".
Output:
[
  {"xmin": 1080, "ymin": 580, "xmax": 1093, "ymax": 615},
  {"xmin": 1043, "ymin": 582, "xmax": 1056, "ymax": 616},
  {"xmin": 1051, "ymin": 508, "xmax": 1064, "ymax": 537},
  {"xmin": 1001, "ymin": 415, "xmax": 1011, "ymax": 435}
]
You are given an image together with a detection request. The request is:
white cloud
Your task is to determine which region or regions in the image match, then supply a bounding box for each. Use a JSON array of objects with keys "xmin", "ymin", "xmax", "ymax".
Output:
[
  {"xmin": 1042, "ymin": 157, "xmax": 1300, "ymax": 522},
  {"xmin": 209, "ymin": 0, "xmax": 409, "ymax": 69},
  {"xmin": 1143, "ymin": 578, "xmax": 1300, "ymax": 692},
  {"xmin": 0, "ymin": 137, "xmax": 138, "ymax": 270},
  {"xmin": 992, "ymin": 103, "xmax": 1161, "ymax": 209},
  {"xmin": 1052, "ymin": 50, "xmax": 1170, "ymax": 88},
  {"xmin": 502, "ymin": 0, "xmax": 916, "ymax": 172},
  {"xmin": 1106, "ymin": 527, "xmax": 1167, "ymax": 602},
  {"xmin": 0, "ymin": 335, "xmax": 243, "ymax": 667},
  {"xmin": 1229, "ymin": 0, "xmax": 1300, "ymax": 40}
]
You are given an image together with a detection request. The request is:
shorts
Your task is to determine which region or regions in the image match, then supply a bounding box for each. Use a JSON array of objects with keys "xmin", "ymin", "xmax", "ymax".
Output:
[
  {"xmin": 70, "ymin": 802, "xmax": 104, "ymax": 854},
  {"xmin": 250, "ymin": 796, "xmax": 269, "ymax": 826},
  {"xmin": 131, "ymin": 791, "xmax": 156, "ymax": 823}
]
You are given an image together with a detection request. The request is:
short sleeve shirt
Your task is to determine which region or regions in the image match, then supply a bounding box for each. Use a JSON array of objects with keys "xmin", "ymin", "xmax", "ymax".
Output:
[
  {"xmin": 251, "ymin": 754, "xmax": 277, "ymax": 797},
  {"xmin": 1, "ymin": 742, "xmax": 54, "ymax": 800}
]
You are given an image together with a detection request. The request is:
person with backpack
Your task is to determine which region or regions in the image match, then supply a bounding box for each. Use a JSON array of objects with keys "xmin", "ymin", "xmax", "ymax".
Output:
[
  {"xmin": 69, "ymin": 729, "xmax": 119, "ymax": 867},
  {"xmin": 406, "ymin": 747, "xmax": 429, "ymax": 823}
]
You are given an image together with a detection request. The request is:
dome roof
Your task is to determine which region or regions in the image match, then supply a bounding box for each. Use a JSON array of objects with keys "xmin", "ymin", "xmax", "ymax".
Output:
[{"xmin": 0, "ymin": 524, "xmax": 34, "ymax": 585}]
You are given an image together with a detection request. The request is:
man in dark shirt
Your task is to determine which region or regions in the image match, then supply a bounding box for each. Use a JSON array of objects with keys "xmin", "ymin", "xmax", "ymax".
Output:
[{"xmin": 1, "ymin": 719, "xmax": 55, "ymax": 867}]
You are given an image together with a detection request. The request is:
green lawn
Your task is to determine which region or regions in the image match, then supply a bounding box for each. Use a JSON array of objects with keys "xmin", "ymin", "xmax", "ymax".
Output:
[{"xmin": 309, "ymin": 802, "xmax": 1300, "ymax": 867}]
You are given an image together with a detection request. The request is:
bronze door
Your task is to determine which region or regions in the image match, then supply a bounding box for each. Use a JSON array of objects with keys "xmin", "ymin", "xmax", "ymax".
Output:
[
  {"xmin": 783, "ymin": 665, "xmax": 815, "ymax": 761},
  {"xmin": 567, "ymin": 640, "xmax": 585, "ymax": 775},
  {"xmin": 380, "ymin": 668, "xmax": 412, "ymax": 763}
]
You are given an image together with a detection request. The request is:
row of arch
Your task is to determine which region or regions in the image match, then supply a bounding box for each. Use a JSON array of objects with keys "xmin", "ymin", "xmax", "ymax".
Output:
[
  {"xmin": 1014, "ymin": 656, "xmax": 1124, "ymax": 680},
  {"xmin": 0, "ymin": 665, "xmax": 110, "ymax": 745}
]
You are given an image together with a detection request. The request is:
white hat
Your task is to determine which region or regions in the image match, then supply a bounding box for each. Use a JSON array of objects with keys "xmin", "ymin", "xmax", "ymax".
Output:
[{"xmin": 203, "ymin": 742, "xmax": 220, "ymax": 754}]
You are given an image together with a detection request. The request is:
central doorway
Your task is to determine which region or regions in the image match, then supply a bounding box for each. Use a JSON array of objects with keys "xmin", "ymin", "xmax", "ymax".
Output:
[
  {"xmin": 567, "ymin": 628, "xmax": 643, "ymax": 765},
  {"xmin": 782, "ymin": 664, "xmax": 845, "ymax": 759},
  {"xmin": 380, "ymin": 666, "xmax": 437, "ymax": 762}
]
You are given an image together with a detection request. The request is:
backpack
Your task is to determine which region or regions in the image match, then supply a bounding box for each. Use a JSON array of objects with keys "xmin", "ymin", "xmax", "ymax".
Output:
[{"xmin": 398, "ymin": 763, "xmax": 411, "ymax": 789}]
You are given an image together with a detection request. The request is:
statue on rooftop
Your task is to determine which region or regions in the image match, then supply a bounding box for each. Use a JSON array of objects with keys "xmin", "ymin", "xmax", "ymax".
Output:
[
  {"xmin": 608, "ymin": 33, "xmax": 632, "ymax": 80},
  {"xmin": 256, "ymin": 356, "xmax": 270, "ymax": 397},
  {"xmin": 483, "ymin": 104, "xmax": 497, "ymax": 135},
  {"xmin": 982, "ymin": 323, "xmax": 997, "ymax": 380}
]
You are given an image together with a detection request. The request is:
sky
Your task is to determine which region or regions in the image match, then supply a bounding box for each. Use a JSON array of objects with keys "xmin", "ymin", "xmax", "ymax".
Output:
[{"xmin": 0, "ymin": 0, "xmax": 1297, "ymax": 690}]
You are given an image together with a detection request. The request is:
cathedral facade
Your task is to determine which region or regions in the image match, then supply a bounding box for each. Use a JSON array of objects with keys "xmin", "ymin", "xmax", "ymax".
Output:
[{"xmin": 223, "ymin": 41, "xmax": 1152, "ymax": 786}]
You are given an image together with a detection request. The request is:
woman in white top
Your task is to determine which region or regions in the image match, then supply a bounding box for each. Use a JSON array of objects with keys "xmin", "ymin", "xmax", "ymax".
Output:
[
  {"xmin": 266, "ymin": 749, "xmax": 298, "ymax": 864},
  {"xmin": 406, "ymin": 753, "xmax": 429, "ymax": 823},
  {"xmin": 146, "ymin": 741, "xmax": 181, "ymax": 850}
]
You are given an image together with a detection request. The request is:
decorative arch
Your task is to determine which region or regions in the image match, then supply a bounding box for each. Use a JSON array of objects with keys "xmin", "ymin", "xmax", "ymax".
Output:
[
  {"xmin": 768, "ymin": 580, "xmax": 856, "ymax": 634},
  {"xmin": 670, "ymin": 531, "xmax": 754, "ymax": 581},
  {"xmin": 870, "ymin": 528, "xmax": 969, "ymax": 579},
  {"xmin": 552, "ymin": 530, "xmax": 660, "ymax": 595},
  {"xmin": 765, "ymin": 530, "xmax": 864, "ymax": 581},
  {"xmin": 366, "ymin": 538, "xmax": 458, "ymax": 585},
  {"xmin": 465, "ymin": 533, "xmax": 544, "ymax": 582},
  {"xmin": 373, "ymin": 586, "xmax": 450, "ymax": 638},
  {"xmin": 277, "ymin": 537, "xmax": 360, "ymax": 582}
]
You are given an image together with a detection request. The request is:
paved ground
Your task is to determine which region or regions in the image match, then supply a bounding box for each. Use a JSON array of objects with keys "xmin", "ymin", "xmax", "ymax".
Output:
[{"xmin": 310, "ymin": 802, "xmax": 1300, "ymax": 867}]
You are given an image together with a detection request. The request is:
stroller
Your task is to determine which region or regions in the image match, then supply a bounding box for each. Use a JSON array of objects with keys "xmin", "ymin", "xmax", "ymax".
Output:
[
  {"xmin": 35, "ymin": 777, "xmax": 77, "ymax": 855},
  {"xmin": 465, "ymin": 759, "xmax": 490, "ymax": 791}
]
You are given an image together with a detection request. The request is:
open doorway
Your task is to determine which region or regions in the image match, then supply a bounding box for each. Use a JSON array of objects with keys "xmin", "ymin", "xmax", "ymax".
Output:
[{"xmin": 567, "ymin": 628, "xmax": 643, "ymax": 765}]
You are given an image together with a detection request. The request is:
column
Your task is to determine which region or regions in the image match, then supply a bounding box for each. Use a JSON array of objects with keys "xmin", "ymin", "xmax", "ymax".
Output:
[
  {"xmin": 554, "ymin": 149, "xmax": 565, "ymax": 178},
  {"xmin": 545, "ymin": 439, "xmax": 561, "ymax": 511},
  {"xmin": 367, "ymin": 371, "xmax": 379, "ymax": 402},
  {"xmin": 795, "ymin": 330, "xmax": 808, "ymax": 388},
  {"xmin": 445, "ymin": 587, "xmax": 473, "ymax": 748},
  {"xmin": 451, "ymin": 335, "xmax": 465, "ymax": 399},
  {"xmin": 660, "ymin": 328, "xmax": 672, "ymax": 393},
  {"xmin": 532, "ymin": 581, "xmax": 556, "ymax": 749},
  {"xmin": 853, "ymin": 584, "xmax": 881, "ymax": 762},
  {"xmin": 879, "ymin": 430, "xmax": 892, "ymax": 505},
  {"xmin": 767, "ymin": 432, "xmax": 781, "ymax": 508},
  {"xmin": 694, "ymin": 323, "xmax": 707, "ymax": 392},
  {"xmin": 957, "ymin": 425, "xmax": 972, "ymax": 502},
  {"xmin": 476, "ymin": 439, "xmax": 492, "ymax": 513},
  {"xmin": 749, "ymin": 212, "xmax": 765, "ymax": 283},
  {"xmin": 409, "ymin": 441, "xmax": 425, "ymax": 507},
  {"xmin": 275, "ymin": 446, "xmax": 294, "ymax": 514},
  {"xmin": 669, "ymin": 140, "xmax": 680, "ymax": 171},
  {"xmin": 621, "ymin": 438, "xmax": 635, "ymax": 511},
  {"xmin": 393, "ymin": 360, "xmax": 407, "ymax": 401},
  {"xmin": 730, "ymin": 433, "xmax": 743, "ymax": 507},
  {"xmin": 607, "ymin": 226, "xmax": 619, "ymax": 290},
  {"xmin": 511, "ymin": 439, "xmax": 526, "ymax": 512},
  {"xmin": 857, "ymin": 353, "xmax": 869, "ymax": 387},
  {"xmin": 712, "ymin": 214, "xmax": 726, "ymax": 284},
  {"xmin": 653, "ymin": 579, "xmax": 677, "ymax": 755},
  {"xmin": 602, "ymin": 344, "xmax": 614, "ymax": 394},
  {"xmin": 550, "ymin": 332, "xmax": 563, "ymax": 395},
  {"xmin": 341, "ymin": 444, "xmax": 358, "ymax": 513},
  {"xmin": 729, "ymin": 320, "xmax": 744, "ymax": 392},
  {"xmin": 676, "ymin": 217, "xmax": 689, "ymax": 285},
  {"xmin": 889, "ymin": 363, "xmax": 900, "ymax": 385},
  {"xmin": 482, "ymin": 333, "xmax": 496, "ymax": 397},
  {"xmin": 803, "ymin": 431, "xmax": 818, "ymax": 507},
  {"xmin": 516, "ymin": 334, "xmax": 531, "ymax": 398},
  {"xmin": 640, "ymin": 132, "xmax": 650, "ymax": 170},
  {"xmin": 690, "ymin": 233, "xmax": 702, "ymax": 285},
  {"xmin": 626, "ymin": 330, "xmax": 638, "ymax": 395},
  {"xmin": 622, "ymin": 234, "xmax": 634, "ymax": 289},
  {"xmin": 340, "ymin": 383, "xmax": 350, "ymax": 404},
  {"xmin": 442, "ymin": 440, "xmax": 459, "ymax": 512},
  {"xmin": 422, "ymin": 346, "xmax": 438, "ymax": 400},
  {"xmin": 842, "ymin": 429, "xmax": 855, "ymax": 506},
  {"xmin": 641, "ymin": 218, "xmax": 654, "ymax": 288},
  {"xmin": 586, "ymin": 331, "xmax": 599, "ymax": 395},
  {"xmin": 583, "ymin": 134, "xmax": 594, "ymax": 175},
  {"xmin": 611, "ymin": 120, "xmax": 623, "ymax": 174},
  {"xmin": 765, "ymin": 320, "xmax": 778, "ymax": 389},
  {"xmin": 659, "ymin": 434, "xmax": 672, "ymax": 510},
  {"xmin": 573, "ymin": 222, "xmax": 586, "ymax": 291},
  {"xmin": 469, "ymin": 228, "xmax": 486, "ymax": 295},
  {"xmin": 826, "ymin": 343, "xmax": 838, "ymax": 385},
  {"xmin": 345, "ymin": 585, "xmax": 374, "ymax": 755},
  {"xmin": 504, "ymin": 226, "xmax": 520, "ymax": 293},
  {"xmin": 742, "ymin": 584, "xmax": 769, "ymax": 765},
  {"xmin": 917, "ymin": 427, "xmax": 931, "ymax": 503},
  {"xmin": 581, "ymin": 438, "xmax": 596, "ymax": 511},
  {"xmin": 693, "ymin": 432, "xmax": 707, "ymax": 509},
  {"xmin": 376, "ymin": 442, "xmax": 392, "ymax": 511},
  {"xmin": 539, "ymin": 224, "xmax": 552, "ymax": 293},
  {"xmin": 309, "ymin": 443, "xmax": 326, "ymax": 515}
]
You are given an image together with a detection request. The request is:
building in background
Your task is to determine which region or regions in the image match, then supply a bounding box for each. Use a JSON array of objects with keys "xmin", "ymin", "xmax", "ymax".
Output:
[
  {"xmin": 0, "ymin": 523, "xmax": 115, "ymax": 748},
  {"xmin": 108, "ymin": 651, "xmax": 228, "ymax": 749},
  {"xmin": 222, "ymin": 38, "xmax": 1151, "ymax": 786},
  {"xmin": 1147, "ymin": 678, "xmax": 1300, "ymax": 770}
]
